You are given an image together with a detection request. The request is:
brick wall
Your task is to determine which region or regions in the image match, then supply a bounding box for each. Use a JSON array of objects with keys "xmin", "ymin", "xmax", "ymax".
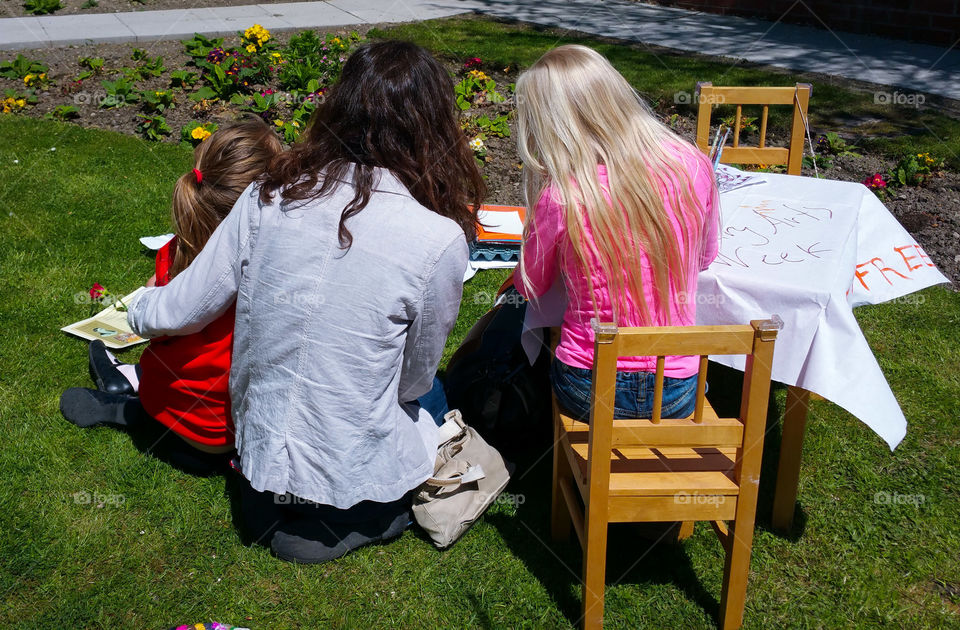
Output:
[{"xmin": 648, "ymin": 0, "xmax": 959, "ymax": 48}]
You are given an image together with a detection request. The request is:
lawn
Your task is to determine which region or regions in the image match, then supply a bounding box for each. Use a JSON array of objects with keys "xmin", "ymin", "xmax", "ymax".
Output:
[{"xmin": 1, "ymin": 17, "xmax": 959, "ymax": 630}]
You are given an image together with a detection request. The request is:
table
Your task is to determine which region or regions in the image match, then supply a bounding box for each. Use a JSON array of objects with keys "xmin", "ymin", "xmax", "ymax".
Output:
[
  {"xmin": 516, "ymin": 170, "xmax": 950, "ymax": 532},
  {"xmin": 697, "ymin": 171, "xmax": 948, "ymax": 530}
]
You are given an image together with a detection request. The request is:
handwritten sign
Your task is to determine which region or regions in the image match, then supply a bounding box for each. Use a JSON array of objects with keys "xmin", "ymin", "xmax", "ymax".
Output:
[
  {"xmin": 696, "ymin": 170, "xmax": 948, "ymax": 449},
  {"xmin": 712, "ymin": 193, "xmax": 858, "ymax": 281},
  {"xmin": 853, "ymin": 244, "xmax": 937, "ymax": 292}
]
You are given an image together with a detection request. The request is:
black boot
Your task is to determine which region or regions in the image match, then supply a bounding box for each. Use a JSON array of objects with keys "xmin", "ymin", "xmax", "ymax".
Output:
[
  {"xmin": 88, "ymin": 340, "xmax": 136, "ymax": 395},
  {"xmin": 59, "ymin": 387, "xmax": 141, "ymax": 428}
]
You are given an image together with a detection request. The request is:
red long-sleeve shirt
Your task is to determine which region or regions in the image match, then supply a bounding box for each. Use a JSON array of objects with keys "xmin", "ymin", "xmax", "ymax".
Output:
[{"xmin": 138, "ymin": 238, "xmax": 235, "ymax": 447}]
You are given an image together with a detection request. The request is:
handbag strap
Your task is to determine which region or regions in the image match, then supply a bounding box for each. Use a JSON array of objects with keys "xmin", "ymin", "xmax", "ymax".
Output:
[
  {"xmin": 436, "ymin": 409, "xmax": 467, "ymax": 445},
  {"xmin": 424, "ymin": 463, "xmax": 487, "ymax": 491}
]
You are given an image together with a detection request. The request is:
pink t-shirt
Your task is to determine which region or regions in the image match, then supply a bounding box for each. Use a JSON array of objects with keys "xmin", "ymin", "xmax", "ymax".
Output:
[{"xmin": 515, "ymin": 144, "xmax": 719, "ymax": 378}]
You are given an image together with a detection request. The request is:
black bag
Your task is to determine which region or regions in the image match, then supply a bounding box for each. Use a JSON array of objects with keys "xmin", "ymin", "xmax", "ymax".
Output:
[{"xmin": 444, "ymin": 286, "xmax": 552, "ymax": 453}]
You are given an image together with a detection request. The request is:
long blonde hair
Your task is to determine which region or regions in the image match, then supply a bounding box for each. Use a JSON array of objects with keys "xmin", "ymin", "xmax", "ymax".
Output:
[
  {"xmin": 169, "ymin": 117, "xmax": 283, "ymax": 278},
  {"xmin": 516, "ymin": 45, "xmax": 710, "ymax": 325}
]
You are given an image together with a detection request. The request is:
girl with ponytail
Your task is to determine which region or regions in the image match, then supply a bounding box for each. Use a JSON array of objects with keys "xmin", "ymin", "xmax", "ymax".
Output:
[{"xmin": 61, "ymin": 117, "xmax": 283, "ymax": 474}]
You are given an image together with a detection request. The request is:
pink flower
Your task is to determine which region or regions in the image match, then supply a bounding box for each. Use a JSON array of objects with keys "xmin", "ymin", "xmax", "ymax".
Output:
[
  {"xmin": 464, "ymin": 57, "xmax": 482, "ymax": 69},
  {"xmin": 89, "ymin": 282, "xmax": 105, "ymax": 300},
  {"xmin": 862, "ymin": 173, "xmax": 886, "ymax": 189}
]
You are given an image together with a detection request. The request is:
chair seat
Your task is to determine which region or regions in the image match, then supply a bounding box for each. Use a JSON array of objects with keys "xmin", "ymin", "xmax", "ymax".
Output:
[{"xmin": 558, "ymin": 400, "xmax": 741, "ymax": 499}]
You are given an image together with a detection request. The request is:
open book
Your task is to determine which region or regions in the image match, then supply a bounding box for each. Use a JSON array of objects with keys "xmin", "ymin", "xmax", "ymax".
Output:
[{"xmin": 61, "ymin": 287, "xmax": 148, "ymax": 350}]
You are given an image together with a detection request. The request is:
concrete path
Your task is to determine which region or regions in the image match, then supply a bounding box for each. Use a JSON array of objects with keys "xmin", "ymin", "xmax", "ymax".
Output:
[{"xmin": 1, "ymin": 0, "xmax": 958, "ymax": 100}]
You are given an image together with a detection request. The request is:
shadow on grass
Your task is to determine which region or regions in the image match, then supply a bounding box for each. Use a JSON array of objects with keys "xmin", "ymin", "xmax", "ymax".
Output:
[
  {"xmin": 482, "ymin": 360, "xmax": 811, "ymax": 626},
  {"xmin": 698, "ymin": 362, "xmax": 810, "ymax": 541},
  {"xmin": 485, "ymin": 447, "xmax": 720, "ymax": 626}
]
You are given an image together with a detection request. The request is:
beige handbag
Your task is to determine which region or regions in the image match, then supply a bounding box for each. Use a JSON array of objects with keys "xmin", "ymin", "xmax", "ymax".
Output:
[{"xmin": 412, "ymin": 409, "xmax": 512, "ymax": 549}]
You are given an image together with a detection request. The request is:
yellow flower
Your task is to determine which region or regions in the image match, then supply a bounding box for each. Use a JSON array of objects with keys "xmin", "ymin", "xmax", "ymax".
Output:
[
  {"xmin": 246, "ymin": 44, "xmax": 257, "ymax": 54},
  {"xmin": 23, "ymin": 74, "xmax": 34, "ymax": 85},
  {"xmin": 15, "ymin": 99, "xmax": 25, "ymax": 107},
  {"xmin": 39, "ymin": 73, "xmax": 46, "ymax": 79},
  {"xmin": 274, "ymin": 119, "xmax": 284, "ymax": 127},
  {"xmin": 468, "ymin": 69, "xmax": 489, "ymax": 81},
  {"xmin": 191, "ymin": 126, "xmax": 211, "ymax": 141},
  {"xmin": 292, "ymin": 121, "xmax": 300, "ymax": 128}
]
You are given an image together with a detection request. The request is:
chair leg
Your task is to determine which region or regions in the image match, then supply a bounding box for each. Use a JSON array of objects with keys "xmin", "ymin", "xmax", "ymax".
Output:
[
  {"xmin": 718, "ymin": 520, "xmax": 756, "ymax": 630},
  {"xmin": 551, "ymin": 442, "xmax": 572, "ymax": 542},
  {"xmin": 581, "ymin": 522, "xmax": 608, "ymax": 630},
  {"xmin": 551, "ymin": 399, "xmax": 572, "ymax": 542},
  {"xmin": 677, "ymin": 521, "xmax": 695, "ymax": 540}
]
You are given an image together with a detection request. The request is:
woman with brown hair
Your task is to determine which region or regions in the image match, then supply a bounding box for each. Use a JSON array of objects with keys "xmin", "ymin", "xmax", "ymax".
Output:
[
  {"xmin": 60, "ymin": 118, "xmax": 283, "ymax": 475},
  {"xmin": 125, "ymin": 41, "xmax": 485, "ymax": 562}
]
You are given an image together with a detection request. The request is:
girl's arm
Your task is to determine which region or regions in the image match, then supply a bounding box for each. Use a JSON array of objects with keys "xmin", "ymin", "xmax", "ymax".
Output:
[
  {"xmin": 128, "ymin": 188, "xmax": 255, "ymax": 337},
  {"xmin": 398, "ymin": 234, "xmax": 470, "ymax": 402},
  {"xmin": 515, "ymin": 187, "xmax": 564, "ymax": 300}
]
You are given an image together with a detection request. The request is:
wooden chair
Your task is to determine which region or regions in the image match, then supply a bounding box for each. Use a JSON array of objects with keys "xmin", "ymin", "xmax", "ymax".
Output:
[
  {"xmin": 695, "ymin": 82, "xmax": 812, "ymax": 175},
  {"xmin": 551, "ymin": 319, "xmax": 780, "ymax": 630}
]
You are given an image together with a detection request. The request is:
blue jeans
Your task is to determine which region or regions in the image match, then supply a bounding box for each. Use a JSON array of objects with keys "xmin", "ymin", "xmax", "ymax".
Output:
[
  {"xmin": 416, "ymin": 376, "xmax": 450, "ymax": 426},
  {"xmin": 551, "ymin": 358, "xmax": 698, "ymax": 422}
]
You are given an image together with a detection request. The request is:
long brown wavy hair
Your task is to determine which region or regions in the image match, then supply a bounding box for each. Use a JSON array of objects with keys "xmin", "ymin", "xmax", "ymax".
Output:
[
  {"xmin": 169, "ymin": 117, "xmax": 283, "ymax": 278},
  {"xmin": 259, "ymin": 40, "xmax": 485, "ymax": 245}
]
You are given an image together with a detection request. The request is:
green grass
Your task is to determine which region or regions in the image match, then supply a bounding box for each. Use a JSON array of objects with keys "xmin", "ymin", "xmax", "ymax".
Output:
[
  {"xmin": 2, "ymin": 19, "xmax": 960, "ymax": 627},
  {"xmin": 372, "ymin": 16, "xmax": 960, "ymax": 169}
]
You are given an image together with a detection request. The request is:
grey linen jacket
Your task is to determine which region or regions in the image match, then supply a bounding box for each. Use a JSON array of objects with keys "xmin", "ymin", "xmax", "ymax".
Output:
[{"xmin": 128, "ymin": 169, "xmax": 469, "ymax": 508}]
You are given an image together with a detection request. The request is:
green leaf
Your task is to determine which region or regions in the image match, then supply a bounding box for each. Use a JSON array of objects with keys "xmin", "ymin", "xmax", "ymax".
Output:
[{"xmin": 189, "ymin": 86, "xmax": 217, "ymax": 101}]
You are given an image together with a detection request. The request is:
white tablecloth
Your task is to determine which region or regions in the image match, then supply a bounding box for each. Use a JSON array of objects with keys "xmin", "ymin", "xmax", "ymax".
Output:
[{"xmin": 520, "ymin": 171, "xmax": 950, "ymax": 450}]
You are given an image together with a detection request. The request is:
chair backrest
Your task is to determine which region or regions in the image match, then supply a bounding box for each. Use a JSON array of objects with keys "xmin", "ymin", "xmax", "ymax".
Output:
[
  {"xmin": 583, "ymin": 319, "xmax": 779, "ymax": 501},
  {"xmin": 695, "ymin": 82, "xmax": 811, "ymax": 175}
]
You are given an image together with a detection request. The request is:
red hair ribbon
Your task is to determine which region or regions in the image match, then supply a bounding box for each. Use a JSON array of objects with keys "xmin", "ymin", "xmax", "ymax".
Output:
[{"xmin": 193, "ymin": 168, "xmax": 203, "ymax": 184}]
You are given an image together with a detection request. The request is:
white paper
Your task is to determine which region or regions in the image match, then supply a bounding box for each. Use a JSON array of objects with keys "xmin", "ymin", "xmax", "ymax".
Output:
[
  {"xmin": 477, "ymin": 208, "xmax": 523, "ymax": 236},
  {"xmin": 715, "ymin": 164, "xmax": 765, "ymax": 194},
  {"xmin": 139, "ymin": 233, "xmax": 175, "ymax": 250}
]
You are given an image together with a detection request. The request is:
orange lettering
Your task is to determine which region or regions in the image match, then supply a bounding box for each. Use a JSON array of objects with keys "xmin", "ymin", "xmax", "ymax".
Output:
[
  {"xmin": 855, "ymin": 262, "xmax": 872, "ymax": 290},
  {"xmin": 869, "ymin": 256, "xmax": 909, "ymax": 285},
  {"xmin": 894, "ymin": 245, "xmax": 922, "ymax": 272}
]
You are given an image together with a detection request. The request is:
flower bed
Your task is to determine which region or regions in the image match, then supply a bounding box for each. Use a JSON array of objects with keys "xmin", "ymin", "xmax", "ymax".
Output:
[{"xmin": 1, "ymin": 25, "xmax": 957, "ymax": 284}]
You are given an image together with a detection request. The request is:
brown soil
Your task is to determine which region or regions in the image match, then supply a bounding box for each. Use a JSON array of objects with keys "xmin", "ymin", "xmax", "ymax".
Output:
[
  {"xmin": 1, "ymin": 0, "xmax": 292, "ymax": 19},
  {"xmin": 2, "ymin": 29, "xmax": 957, "ymax": 287}
]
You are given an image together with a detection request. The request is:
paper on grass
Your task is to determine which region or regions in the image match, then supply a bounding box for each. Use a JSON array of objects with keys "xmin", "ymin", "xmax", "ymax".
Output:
[
  {"xmin": 61, "ymin": 287, "xmax": 148, "ymax": 350},
  {"xmin": 139, "ymin": 233, "xmax": 175, "ymax": 250}
]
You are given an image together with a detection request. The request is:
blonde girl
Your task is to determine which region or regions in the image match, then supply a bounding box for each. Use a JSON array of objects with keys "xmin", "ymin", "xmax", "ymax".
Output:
[{"xmin": 514, "ymin": 45, "xmax": 720, "ymax": 420}]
